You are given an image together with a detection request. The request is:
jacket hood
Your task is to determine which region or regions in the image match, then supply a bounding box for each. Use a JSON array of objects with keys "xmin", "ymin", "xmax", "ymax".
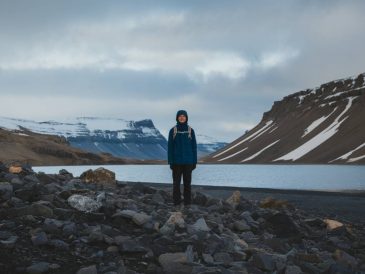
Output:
[{"xmin": 176, "ymin": 109, "xmax": 188, "ymax": 123}]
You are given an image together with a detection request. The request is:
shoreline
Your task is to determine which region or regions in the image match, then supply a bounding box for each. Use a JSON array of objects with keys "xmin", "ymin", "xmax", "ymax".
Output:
[
  {"xmin": 122, "ymin": 180, "xmax": 365, "ymax": 196},
  {"xmin": 125, "ymin": 181, "xmax": 365, "ymax": 225}
]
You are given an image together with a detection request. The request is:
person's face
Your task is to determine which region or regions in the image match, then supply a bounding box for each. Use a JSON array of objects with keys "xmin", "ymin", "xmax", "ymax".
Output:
[{"xmin": 178, "ymin": 115, "xmax": 187, "ymax": 123}]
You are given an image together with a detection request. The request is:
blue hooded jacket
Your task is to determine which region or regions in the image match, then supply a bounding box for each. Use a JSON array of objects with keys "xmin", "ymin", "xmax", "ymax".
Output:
[{"xmin": 168, "ymin": 110, "xmax": 197, "ymax": 165}]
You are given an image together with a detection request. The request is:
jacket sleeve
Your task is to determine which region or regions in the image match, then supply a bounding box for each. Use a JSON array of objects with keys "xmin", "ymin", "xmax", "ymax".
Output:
[
  {"xmin": 191, "ymin": 129, "xmax": 197, "ymax": 164},
  {"xmin": 167, "ymin": 128, "xmax": 174, "ymax": 164}
]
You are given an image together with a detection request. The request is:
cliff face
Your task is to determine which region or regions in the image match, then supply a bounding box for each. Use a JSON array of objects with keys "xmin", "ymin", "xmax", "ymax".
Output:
[{"xmin": 202, "ymin": 73, "xmax": 365, "ymax": 164}]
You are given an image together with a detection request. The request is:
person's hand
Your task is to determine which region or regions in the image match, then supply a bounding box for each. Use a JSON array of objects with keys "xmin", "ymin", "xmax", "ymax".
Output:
[
  {"xmin": 192, "ymin": 163, "xmax": 196, "ymax": 170},
  {"xmin": 170, "ymin": 164, "xmax": 173, "ymax": 170}
]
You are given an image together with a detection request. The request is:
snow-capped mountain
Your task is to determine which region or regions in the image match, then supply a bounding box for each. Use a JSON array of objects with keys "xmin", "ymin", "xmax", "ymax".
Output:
[
  {"xmin": 0, "ymin": 116, "xmax": 226, "ymax": 160},
  {"xmin": 196, "ymin": 134, "xmax": 228, "ymax": 157},
  {"xmin": 0, "ymin": 117, "xmax": 168, "ymax": 160},
  {"xmin": 201, "ymin": 72, "xmax": 365, "ymax": 164}
]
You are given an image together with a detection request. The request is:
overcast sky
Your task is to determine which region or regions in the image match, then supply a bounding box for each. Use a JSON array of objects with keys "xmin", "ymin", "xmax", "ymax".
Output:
[{"xmin": 0, "ymin": 0, "xmax": 364, "ymax": 142}]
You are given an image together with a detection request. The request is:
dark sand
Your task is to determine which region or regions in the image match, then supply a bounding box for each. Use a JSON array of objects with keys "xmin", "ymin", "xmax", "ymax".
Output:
[{"xmin": 124, "ymin": 181, "xmax": 365, "ymax": 226}]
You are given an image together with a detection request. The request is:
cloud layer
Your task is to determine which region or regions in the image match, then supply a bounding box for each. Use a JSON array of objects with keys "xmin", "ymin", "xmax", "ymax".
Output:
[{"xmin": 0, "ymin": 0, "xmax": 364, "ymax": 141}]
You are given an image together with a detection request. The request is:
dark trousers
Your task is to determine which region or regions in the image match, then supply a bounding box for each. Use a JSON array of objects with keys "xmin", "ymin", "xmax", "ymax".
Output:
[{"xmin": 172, "ymin": 164, "xmax": 193, "ymax": 205}]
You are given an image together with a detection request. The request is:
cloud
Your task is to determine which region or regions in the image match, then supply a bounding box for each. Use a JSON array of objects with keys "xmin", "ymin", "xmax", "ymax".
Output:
[
  {"xmin": 0, "ymin": 47, "xmax": 299, "ymax": 83},
  {"xmin": 0, "ymin": 0, "xmax": 364, "ymax": 142}
]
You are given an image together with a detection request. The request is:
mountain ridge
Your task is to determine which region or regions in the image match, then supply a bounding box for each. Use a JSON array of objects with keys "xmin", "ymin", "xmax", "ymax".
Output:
[
  {"xmin": 0, "ymin": 116, "xmax": 227, "ymax": 161},
  {"xmin": 201, "ymin": 72, "xmax": 365, "ymax": 164}
]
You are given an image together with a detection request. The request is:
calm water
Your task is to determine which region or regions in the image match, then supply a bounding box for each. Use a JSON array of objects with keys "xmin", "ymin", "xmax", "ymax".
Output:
[{"xmin": 32, "ymin": 164, "xmax": 365, "ymax": 191}]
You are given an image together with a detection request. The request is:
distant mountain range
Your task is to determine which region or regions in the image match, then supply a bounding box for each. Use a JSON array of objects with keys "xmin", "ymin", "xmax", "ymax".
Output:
[
  {"xmin": 0, "ymin": 127, "xmax": 131, "ymax": 166},
  {"xmin": 202, "ymin": 72, "xmax": 365, "ymax": 164},
  {"xmin": 0, "ymin": 116, "xmax": 226, "ymax": 163}
]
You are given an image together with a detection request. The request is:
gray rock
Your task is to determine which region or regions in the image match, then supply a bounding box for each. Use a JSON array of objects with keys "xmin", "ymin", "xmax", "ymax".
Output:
[
  {"xmin": 26, "ymin": 262, "xmax": 49, "ymax": 274},
  {"xmin": 43, "ymin": 218, "xmax": 65, "ymax": 231},
  {"xmin": 119, "ymin": 239, "xmax": 147, "ymax": 253},
  {"xmin": 189, "ymin": 217, "xmax": 210, "ymax": 233},
  {"xmin": 76, "ymin": 265, "xmax": 98, "ymax": 274},
  {"xmin": 160, "ymin": 211, "xmax": 186, "ymax": 235},
  {"xmin": 152, "ymin": 192, "xmax": 165, "ymax": 204},
  {"xmin": 252, "ymin": 252, "xmax": 275, "ymax": 272},
  {"xmin": 159, "ymin": 223, "xmax": 175, "ymax": 235},
  {"xmin": 114, "ymin": 235, "xmax": 132, "ymax": 245},
  {"xmin": 132, "ymin": 212, "xmax": 152, "ymax": 226},
  {"xmin": 0, "ymin": 182, "xmax": 13, "ymax": 201},
  {"xmin": 63, "ymin": 222, "xmax": 76, "ymax": 235},
  {"xmin": 233, "ymin": 220, "xmax": 251, "ymax": 232},
  {"xmin": 266, "ymin": 212, "xmax": 300, "ymax": 238},
  {"xmin": 24, "ymin": 174, "xmax": 40, "ymax": 183},
  {"xmin": 49, "ymin": 239, "xmax": 69, "ymax": 250},
  {"xmin": 0, "ymin": 235, "xmax": 18, "ymax": 248},
  {"xmin": 10, "ymin": 177, "xmax": 24, "ymax": 190},
  {"xmin": 213, "ymin": 252, "xmax": 233, "ymax": 266},
  {"xmin": 31, "ymin": 203, "xmax": 54, "ymax": 218},
  {"xmin": 118, "ymin": 209, "xmax": 138, "ymax": 218},
  {"xmin": 0, "ymin": 230, "xmax": 13, "ymax": 239},
  {"xmin": 31, "ymin": 231, "xmax": 48, "ymax": 246},
  {"xmin": 285, "ymin": 265, "xmax": 304, "ymax": 274},
  {"xmin": 202, "ymin": 253, "xmax": 214, "ymax": 264},
  {"xmin": 59, "ymin": 169, "xmax": 73, "ymax": 177},
  {"xmin": 158, "ymin": 251, "xmax": 194, "ymax": 274},
  {"xmin": 67, "ymin": 194, "xmax": 102, "ymax": 213}
]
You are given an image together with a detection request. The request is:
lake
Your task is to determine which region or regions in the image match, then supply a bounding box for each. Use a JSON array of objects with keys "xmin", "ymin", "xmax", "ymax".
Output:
[{"xmin": 32, "ymin": 164, "xmax": 365, "ymax": 191}]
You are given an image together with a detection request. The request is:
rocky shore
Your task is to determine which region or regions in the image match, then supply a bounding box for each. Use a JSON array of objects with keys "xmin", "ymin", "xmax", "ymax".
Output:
[{"xmin": 0, "ymin": 162, "xmax": 364, "ymax": 273}]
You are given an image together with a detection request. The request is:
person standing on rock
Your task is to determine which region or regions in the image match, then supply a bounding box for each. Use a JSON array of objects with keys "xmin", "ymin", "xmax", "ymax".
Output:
[{"xmin": 168, "ymin": 109, "xmax": 197, "ymax": 207}]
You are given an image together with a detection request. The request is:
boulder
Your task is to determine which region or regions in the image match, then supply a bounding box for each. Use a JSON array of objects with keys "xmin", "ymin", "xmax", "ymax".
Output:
[
  {"xmin": 8, "ymin": 165, "xmax": 22, "ymax": 174},
  {"xmin": 132, "ymin": 212, "xmax": 152, "ymax": 226},
  {"xmin": 79, "ymin": 167, "xmax": 116, "ymax": 185},
  {"xmin": 324, "ymin": 218, "xmax": 344, "ymax": 231},
  {"xmin": 160, "ymin": 212, "xmax": 185, "ymax": 235},
  {"xmin": 259, "ymin": 196, "xmax": 293, "ymax": 209},
  {"xmin": 188, "ymin": 217, "xmax": 210, "ymax": 234},
  {"xmin": 226, "ymin": 190, "xmax": 241, "ymax": 209},
  {"xmin": 251, "ymin": 252, "xmax": 275, "ymax": 272},
  {"xmin": 158, "ymin": 245, "xmax": 194, "ymax": 274},
  {"xmin": 265, "ymin": 212, "xmax": 301, "ymax": 238},
  {"xmin": 67, "ymin": 194, "xmax": 102, "ymax": 213}
]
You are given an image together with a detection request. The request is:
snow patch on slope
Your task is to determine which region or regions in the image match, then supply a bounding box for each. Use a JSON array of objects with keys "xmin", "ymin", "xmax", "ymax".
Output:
[
  {"xmin": 302, "ymin": 107, "xmax": 337, "ymax": 138},
  {"xmin": 241, "ymin": 140, "xmax": 280, "ymax": 162},
  {"xmin": 274, "ymin": 97, "xmax": 357, "ymax": 161},
  {"xmin": 212, "ymin": 120, "xmax": 273, "ymax": 158},
  {"xmin": 217, "ymin": 147, "xmax": 248, "ymax": 161},
  {"xmin": 249, "ymin": 123, "xmax": 276, "ymax": 142},
  {"xmin": 329, "ymin": 143, "xmax": 365, "ymax": 163},
  {"xmin": 347, "ymin": 154, "xmax": 365, "ymax": 163}
]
